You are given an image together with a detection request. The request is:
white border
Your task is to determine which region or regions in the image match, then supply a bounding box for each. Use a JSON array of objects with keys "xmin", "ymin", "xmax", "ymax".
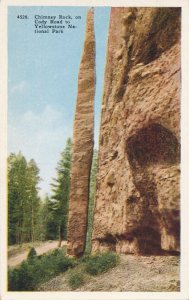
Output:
[
  {"xmin": 0, "ymin": 0, "xmax": 188, "ymax": 7},
  {"xmin": 1, "ymin": 0, "xmax": 189, "ymax": 299}
]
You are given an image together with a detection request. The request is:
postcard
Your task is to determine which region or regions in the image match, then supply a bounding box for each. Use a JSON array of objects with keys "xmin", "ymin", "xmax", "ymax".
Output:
[{"xmin": 0, "ymin": 0, "xmax": 189, "ymax": 300}]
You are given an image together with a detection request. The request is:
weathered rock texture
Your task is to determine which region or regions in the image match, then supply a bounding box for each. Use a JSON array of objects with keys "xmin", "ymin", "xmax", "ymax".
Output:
[
  {"xmin": 92, "ymin": 8, "xmax": 181, "ymax": 254},
  {"xmin": 67, "ymin": 8, "xmax": 95, "ymax": 257}
]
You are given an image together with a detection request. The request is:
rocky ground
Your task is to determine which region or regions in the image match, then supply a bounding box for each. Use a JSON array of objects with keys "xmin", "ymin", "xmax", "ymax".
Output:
[{"xmin": 39, "ymin": 254, "xmax": 180, "ymax": 292}]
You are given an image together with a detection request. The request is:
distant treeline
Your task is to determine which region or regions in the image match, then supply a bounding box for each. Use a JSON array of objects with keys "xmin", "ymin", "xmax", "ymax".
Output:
[{"xmin": 8, "ymin": 138, "xmax": 98, "ymax": 251}]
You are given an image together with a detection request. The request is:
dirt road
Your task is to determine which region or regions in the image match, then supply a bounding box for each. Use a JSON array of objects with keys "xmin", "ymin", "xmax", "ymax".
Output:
[{"xmin": 8, "ymin": 241, "xmax": 67, "ymax": 268}]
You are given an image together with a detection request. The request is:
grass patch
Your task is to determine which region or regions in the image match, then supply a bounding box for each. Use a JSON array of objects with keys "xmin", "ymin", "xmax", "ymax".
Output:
[
  {"xmin": 84, "ymin": 251, "xmax": 119, "ymax": 275},
  {"xmin": 68, "ymin": 270, "xmax": 85, "ymax": 290},
  {"xmin": 8, "ymin": 248, "xmax": 77, "ymax": 291},
  {"xmin": 67, "ymin": 252, "xmax": 119, "ymax": 289}
]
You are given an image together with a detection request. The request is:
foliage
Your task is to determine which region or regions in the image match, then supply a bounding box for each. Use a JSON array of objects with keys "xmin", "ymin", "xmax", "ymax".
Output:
[
  {"xmin": 84, "ymin": 252, "xmax": 119, "ymax": 275},
  {"xmin": 8, "ymin": 262, "xmax": 34, "ymax": 291},
  {"xmin": 8, "ymin": 249, "xmax": 119, "ymax": 291},
  {"xmin": 68, "ymin": 270, "xmax": 85, "ymax": 290},
  {"xmin": 8, "ymin": 249, "xmax": 76, "ymax": 291},
  {"xmin": 46, "ymin": 138, "xmax": 72, "ymax": 242},
  {"xmin": 85, "ymin": 149, "xmax": 98, "ymax": 253},
  {"xmin": 27, "ymin": 247, "xmax": 37, "ymax": 260},
  {"xmin": 34, "ymin": 195, "xmax": 50, "ymax": 241},
  {"xmin": 8, "ymin": 139, "xmax": 72, "ymax": 245},
  {"xmin": 8, "ymin": 268, "xmax": 21, "ymax": 291},
  {"xmin": 8, "ymin": 152, "xmax": 41, "ymax": 245}
]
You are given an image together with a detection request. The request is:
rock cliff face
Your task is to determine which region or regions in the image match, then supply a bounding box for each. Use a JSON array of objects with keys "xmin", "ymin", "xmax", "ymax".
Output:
[
  {"xmin": 92, "ymin": 8, "xmax": 181, "ymax": 254},
  {"xmin": 67, "ymin": 9, "xmax": 95, "ymax": 257}
]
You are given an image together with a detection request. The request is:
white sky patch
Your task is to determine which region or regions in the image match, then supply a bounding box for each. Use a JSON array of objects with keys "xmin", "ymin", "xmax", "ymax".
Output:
[
  {"xmin": 10, "ymin": 80, "xmax": 28, "ymax": 94},
  {"xmin": 21, "ymin": 105, "xmax": 63, "ymax": 128}
]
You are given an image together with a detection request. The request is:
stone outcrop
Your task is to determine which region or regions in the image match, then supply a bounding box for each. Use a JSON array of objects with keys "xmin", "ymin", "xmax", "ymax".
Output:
[
  {"xmin": 92, "ymin": 8, "xmax": 181, "ymax": 254},
  {"xmin": 67, "ymin": 8, "xmax": 95, "ymax": 257}
]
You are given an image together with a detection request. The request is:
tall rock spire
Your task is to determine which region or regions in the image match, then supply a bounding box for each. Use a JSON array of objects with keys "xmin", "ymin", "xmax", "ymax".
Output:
[{"xmin": 67, "ymin": 8, "xmax": 95, "ymax": 257}]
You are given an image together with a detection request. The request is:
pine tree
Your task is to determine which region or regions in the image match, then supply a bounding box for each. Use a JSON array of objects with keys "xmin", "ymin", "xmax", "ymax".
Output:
[
  {"xmin": 8, "ymin": 153, "xmax": 41, "ymax": 244},
  {"xmin": 35, "ymin": 195, "xmax": 50, "ymax": 241},
  {"xmin": 8, "ymin": 152, "xmax": 28, "ymax": 244},
  {"xmin": 25, "ymin": 159, "xmax": 41, "ymax": 242},
  {"xmin": 45, "ymin": 196, "xmax": 59, "ymax": 240},
  {"xmin": 47, "ymin": 138, "xmax": 72, "ymax": 245}
]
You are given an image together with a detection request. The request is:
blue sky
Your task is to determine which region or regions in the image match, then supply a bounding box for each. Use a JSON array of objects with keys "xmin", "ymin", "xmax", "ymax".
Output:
[{"xmin": 8, "ymin": 6, "xmax": 110, "ymax": 196}]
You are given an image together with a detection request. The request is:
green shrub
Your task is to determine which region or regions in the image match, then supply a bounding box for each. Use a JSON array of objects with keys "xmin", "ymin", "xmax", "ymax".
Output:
[
  {"xmin": 8, "ymin": 248, "xmax": 76, "ymax": 291},
  {"xmin": 78, "ymin": 254, "xmax": 90, "ymax": 263},
  {"xmin": 8, "ymin": 261, "xmax": 35, "ymax": 291},
  {"xmin": 68, "ymin": 270, "xmax": 85, "ymax": 290},
  {"xmin": 8, "ymin": 268, "xmax": 20, "ymax": 291},
  {"xmin": 56, "ymin": 255, "xmax": 76, "ymax": 272},
  {"xmin": 27, "ymin": 247, "xmax": 37, "ymax": 260},
  {"xmin": 18, "ymin": 261, "xmax": 35, "ymax": 290},
  {"xmin": 85, "ymin": 251, "xmax": 119, "ymax": 275}
]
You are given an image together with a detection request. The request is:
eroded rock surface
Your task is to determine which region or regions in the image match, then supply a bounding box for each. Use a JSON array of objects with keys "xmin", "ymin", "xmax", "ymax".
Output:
[
  {"xmin": 67, "ymin": 8, "xmax": 95, "ymax": 257},
  {"xmin": 92, "ymin": 8, "xmax": 181, "ymax": 254}
]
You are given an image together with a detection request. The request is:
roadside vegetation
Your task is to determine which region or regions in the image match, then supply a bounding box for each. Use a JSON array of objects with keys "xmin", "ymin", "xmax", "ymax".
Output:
[
  {"xmin": 8, "ymin": 139, "xmax": 98, "ymax": 252},
  {"xmin": 8, "ymin": 249, "xmax": 119, "ymax": 291},
  {"xmin": 8, "ymin": 141, "xmax": 101, "ymax": 291}
]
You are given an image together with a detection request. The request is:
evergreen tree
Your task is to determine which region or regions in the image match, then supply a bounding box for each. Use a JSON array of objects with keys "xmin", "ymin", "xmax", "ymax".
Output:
[
  {"xmin": 35, "ymin": 195, "xmax": 50, "ymax": 241},
  {"xmin": 8, "ymin": 152, "xmax": 41, "ymax": 244},
  {"xmin": 46, "ymin": 138, "xmax": 72, "ymax": 244},
  {"xmin": 45, "ymin": 196, "xmax": 59, "ymax": 240},
  {"xmin": 8, "ymin": 152, "xmax": 28, "ymax": 244},
  {"xmin": 25, "ymin": 159, "xmax": 41, "ymax": 242}
]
